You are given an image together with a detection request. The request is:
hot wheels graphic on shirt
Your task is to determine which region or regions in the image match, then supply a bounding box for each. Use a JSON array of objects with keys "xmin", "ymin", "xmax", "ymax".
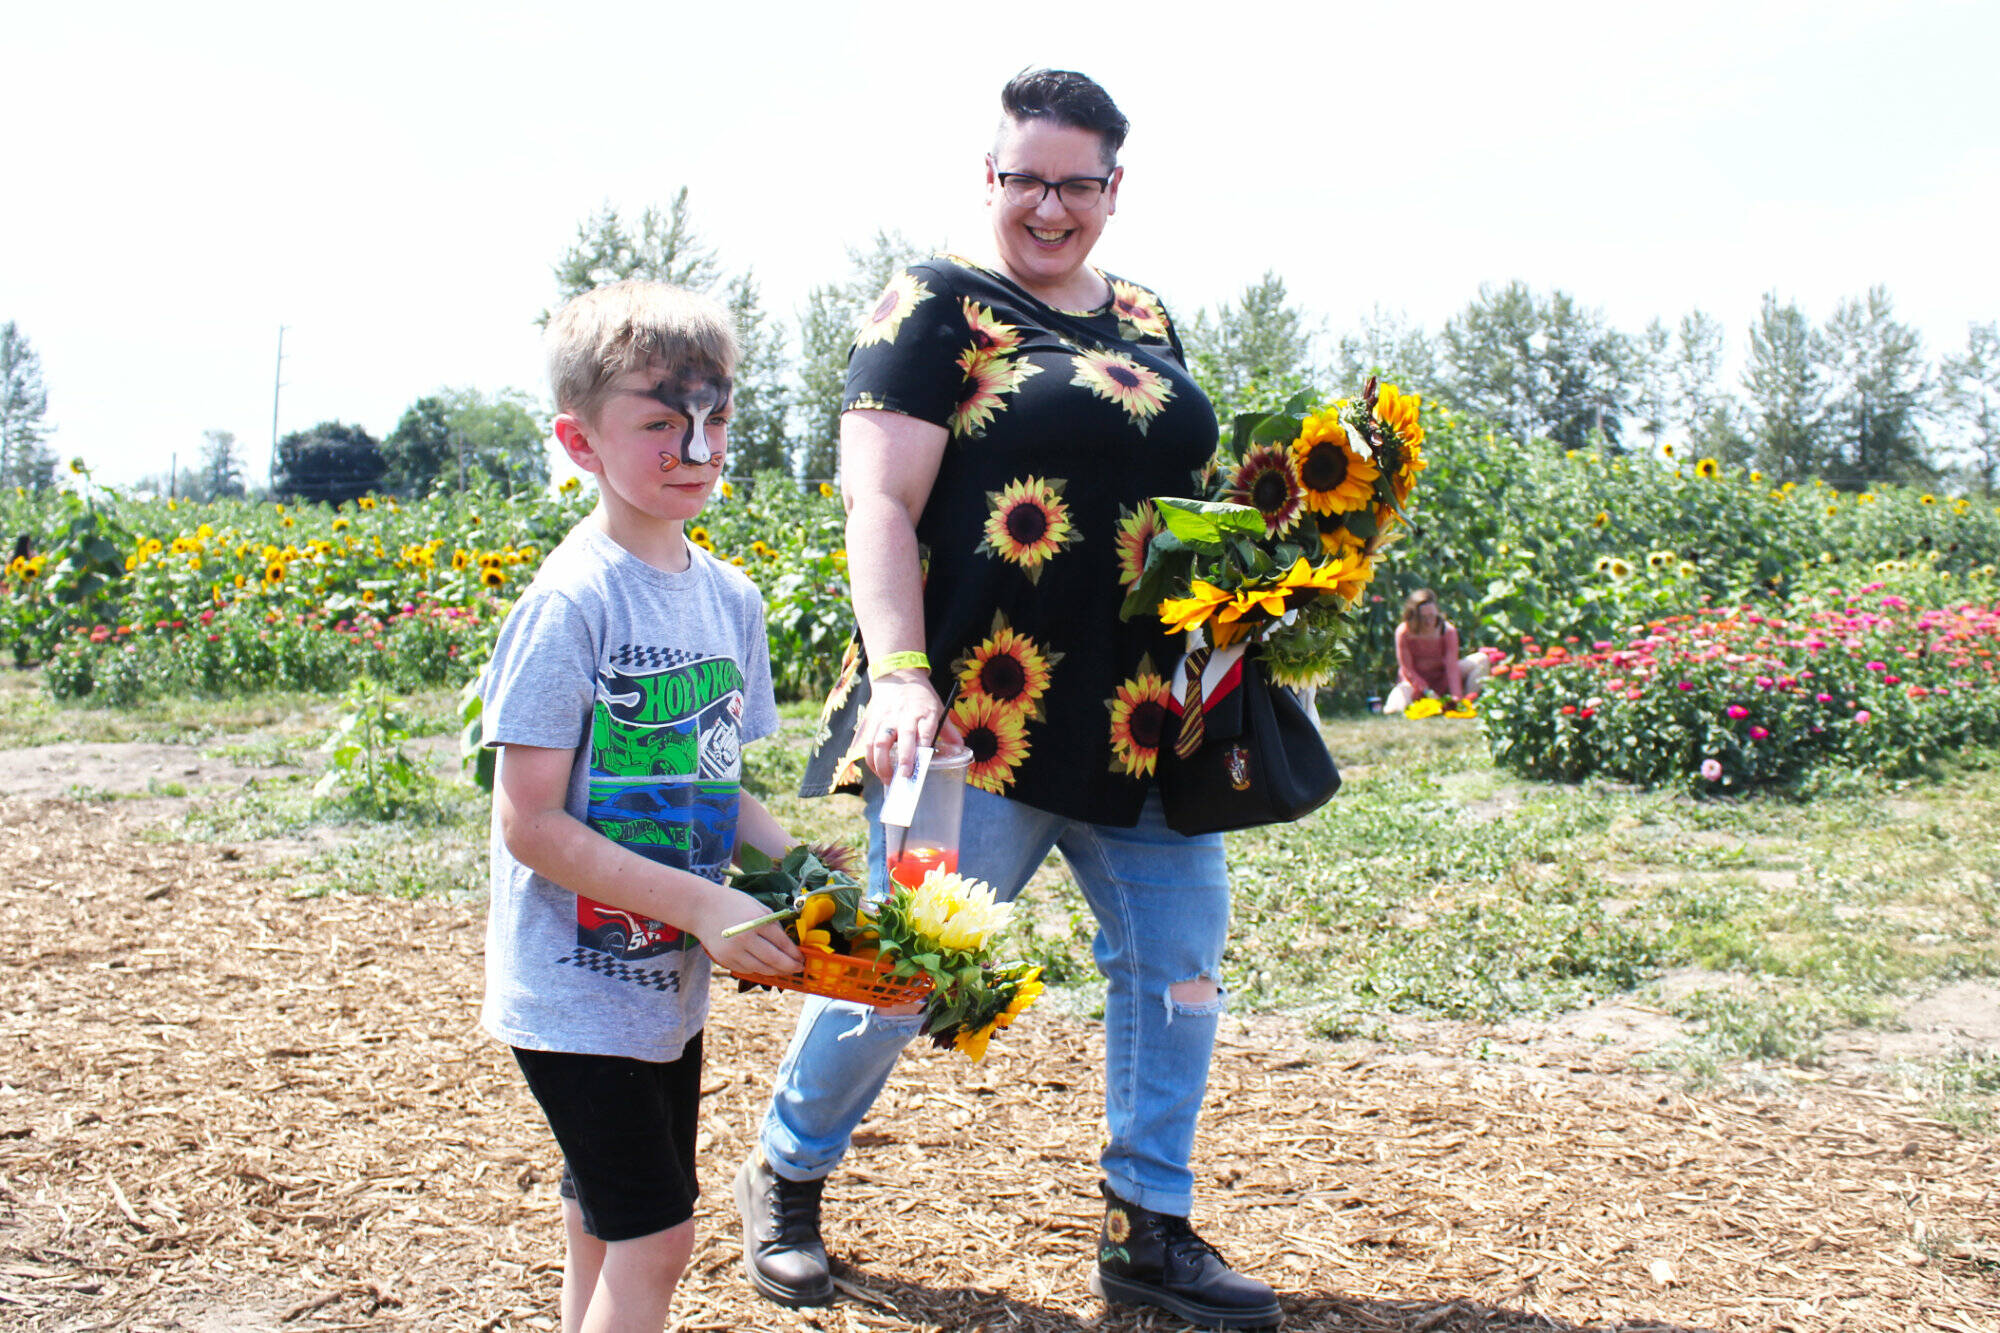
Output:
[{"xmin": 577, "ymin": 646, "xmax": 747, "ymax": 960}]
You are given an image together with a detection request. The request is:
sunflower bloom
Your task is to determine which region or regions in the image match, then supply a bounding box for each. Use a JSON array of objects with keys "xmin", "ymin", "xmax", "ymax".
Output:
[
  {"xmin": 1291, "ymin": 411, "xmax": 1378, "ymax": 515},
  {"xmin": 954, "ymin": 1019, "xmax": 1000, "ymax": 1063},
  {"xmin": 994, "ymin": 967, "xmax": 1044, "ymax": 1028},
  {"xmin": 854, "ymin": 271, "xmax": 932, "ymax": 347},
  {"xmin": 1109, "ymin": 280, "xmax": 1171, "ymax": 340},
  {"xmin": 952, "ymin": 693, "xmax": 1032, "ymax": 793},
  {"xmin": 1374, "ymin": 383, "xmax": 1425, "ymax": 449},
  {"xmin": 956, "ymin": 618, "xmax": 1059, "ymax": 716},
  {"xmin": 1114, "ymin": 502, "xmax": 1161, "ymax": 590},
  {"xmin": 977, "ymin": 476, "xmax": 1076, "ymax": 581},
  {"xmin": 951, "ymin": 349, "xmax": 1041, "ymax": 438},
  {"xmin": 1158, "ymin": 581, "xmax": 1233, "ymax": 635},
  {"xmin": 1070, "ymin": 350, "xmax": 1173, "ymax": 433},
  {"xmin": 1226, "ymin": 443, "xmax": 1306, "ymax": 538},
  {"xmin": 1289, "ymin": 551, "xmax": 1373, "ymax": 604},
  {"xmin": 1106, "ymin": 657, "xmax": 1172, "ymax": 778},
  {"xmin": 961, "ymin": 298, "xmax": 1025, "ymax": 357}
]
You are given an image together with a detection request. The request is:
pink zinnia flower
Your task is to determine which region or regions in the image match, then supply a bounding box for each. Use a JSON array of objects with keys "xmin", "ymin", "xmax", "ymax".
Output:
[
  {"xmin": 1700, "ymin": 758, "xmax": 1722, "ymax": 782},
  {"xmin": 1727, "ymin": 704, "xmax": 1750, "ymax": 720},
  {"xmin": 1749, "ymin": 726, "xmax": 1770, "ymax": 739},
  {"xmin": 1854, "ymin": 710, "xmax": 1872, "ymax": 724}
]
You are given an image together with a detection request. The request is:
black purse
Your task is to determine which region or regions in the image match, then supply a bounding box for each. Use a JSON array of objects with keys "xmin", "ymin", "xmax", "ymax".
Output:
[{"xmin": 1156, "ymin": 648, "xmax": 1341, "ymax": 836}]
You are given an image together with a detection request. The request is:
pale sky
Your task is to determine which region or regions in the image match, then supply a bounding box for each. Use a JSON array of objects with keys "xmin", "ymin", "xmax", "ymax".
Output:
[{"xmin": 5, "ymin": 0, "xmax": 1995, "ymax": 486}]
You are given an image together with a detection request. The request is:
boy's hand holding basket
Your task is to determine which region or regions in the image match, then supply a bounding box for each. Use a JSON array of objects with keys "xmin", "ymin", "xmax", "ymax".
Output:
[{"xmin": 723, "ymin": 842, "xmax": 1043, "ymax": 1063}]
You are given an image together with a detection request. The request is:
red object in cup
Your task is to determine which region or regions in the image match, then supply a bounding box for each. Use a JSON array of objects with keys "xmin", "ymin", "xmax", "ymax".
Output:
[{"xmin": 888, "ymin": 844, "xmax": 957, "ymax": 890}]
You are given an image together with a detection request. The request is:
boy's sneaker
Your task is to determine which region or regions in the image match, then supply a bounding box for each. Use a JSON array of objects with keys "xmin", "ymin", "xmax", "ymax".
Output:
[
  {"xmin": 1088, "ymin": 1182, "xmax": 1282, "ymax": 1330},
  {"xmin": 732, "ymin": 1150, "xmax": 834, "ymax": 1307}
]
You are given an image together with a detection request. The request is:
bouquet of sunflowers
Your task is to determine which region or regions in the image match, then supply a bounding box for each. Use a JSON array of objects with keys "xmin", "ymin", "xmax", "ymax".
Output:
[
  {"xmin": 1120, "ymin": 378, "xmax": 1427, "ymax": 687},
  {"xmin": 726, "ymin": 843, "xmax": 1043, "ymax": 1064}
]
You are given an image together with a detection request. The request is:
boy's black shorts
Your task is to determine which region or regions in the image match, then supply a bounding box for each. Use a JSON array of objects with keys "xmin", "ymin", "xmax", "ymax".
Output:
[{"xmin": 512, "ymin": 1032, "xmax": 704, "ymax": 1242}]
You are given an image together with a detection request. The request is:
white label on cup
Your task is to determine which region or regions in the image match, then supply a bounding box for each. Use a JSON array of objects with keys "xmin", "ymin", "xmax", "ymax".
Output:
[{"xmin": 878, "ymin": 746, "xmax": 934, "ymax": 829}]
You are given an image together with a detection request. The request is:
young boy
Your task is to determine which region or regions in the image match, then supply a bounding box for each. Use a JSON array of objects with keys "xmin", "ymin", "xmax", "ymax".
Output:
[{"xmin": 480, "ymin": 280, "xmax": 805, "ymax": 1333}]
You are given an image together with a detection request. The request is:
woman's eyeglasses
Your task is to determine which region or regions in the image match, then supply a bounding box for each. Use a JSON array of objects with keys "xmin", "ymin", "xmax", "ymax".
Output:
[{"xmin": 991, "ymin": 164, "xmax": 1112, "ymax": 209}]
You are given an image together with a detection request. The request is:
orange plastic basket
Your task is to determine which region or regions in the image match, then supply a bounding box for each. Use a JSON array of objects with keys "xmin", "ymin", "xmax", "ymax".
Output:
[{"xmin": 730, "ymin": 950, "xmax": 933, "ymax": 1008}]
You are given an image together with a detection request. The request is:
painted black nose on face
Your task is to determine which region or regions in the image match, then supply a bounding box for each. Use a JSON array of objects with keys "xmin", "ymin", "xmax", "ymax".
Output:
[{"xmin": 646, "ymin": 374, "xmax": 733, "ymax": 468}]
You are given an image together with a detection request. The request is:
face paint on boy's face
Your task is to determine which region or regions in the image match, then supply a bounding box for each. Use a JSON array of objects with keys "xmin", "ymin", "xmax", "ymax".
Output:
[{"xmin": 635, "ymin": 375, "xmax": 733, "ymax": 469}]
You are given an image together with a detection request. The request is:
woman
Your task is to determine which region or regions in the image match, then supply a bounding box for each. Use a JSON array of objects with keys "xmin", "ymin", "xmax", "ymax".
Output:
[
  {"xmin": 1383, "ymin": 587, "xmax": 1488, "ymax": 713},
  {"xmin": 732, "ymin": 70, "xmax": 1281, "ymax": 1332}
]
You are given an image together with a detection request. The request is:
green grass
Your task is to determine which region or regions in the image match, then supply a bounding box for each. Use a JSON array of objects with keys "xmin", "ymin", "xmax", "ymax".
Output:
[
  {"xmin": 17, "ymin": 683, "xmax": 2000, "ymax": 1118},
  {"xmin": 0, "ymin": 668, "xmax": 464, "ymax": 748},
  {"xmin": 1907, "ymin": 1054, "xmax": 2000, "ymax": 1133}
]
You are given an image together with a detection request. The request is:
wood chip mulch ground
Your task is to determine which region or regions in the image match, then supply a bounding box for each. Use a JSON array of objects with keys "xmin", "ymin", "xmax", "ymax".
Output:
[{"xmin": 1, "ymin": 798, "xmax": 1995, "ymax": 1333}]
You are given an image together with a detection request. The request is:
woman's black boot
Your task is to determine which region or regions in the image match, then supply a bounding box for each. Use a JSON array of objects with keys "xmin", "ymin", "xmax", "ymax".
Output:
[{"xmin": 1088, "ymin": 1182, "xmax": 1282, "ymax": 1330}]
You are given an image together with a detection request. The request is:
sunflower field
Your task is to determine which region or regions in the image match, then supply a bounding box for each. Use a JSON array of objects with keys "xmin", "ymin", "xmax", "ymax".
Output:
[
  {"xmin": 0, "ymin": 468, "xmax": 850, "ymax": 705},
  {"xmin": 6, "ymin": 430, "xmax": 1999, "ymax": 774},
  {"xmin": 1344, "ymin": 409, "xmax": 2000, "ymax": 702}
]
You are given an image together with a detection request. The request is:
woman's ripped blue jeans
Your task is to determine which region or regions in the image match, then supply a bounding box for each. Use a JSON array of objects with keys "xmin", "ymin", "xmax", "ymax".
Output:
[{"xmin": 757, "ymin": 785, "xmax": 1230, "ymax": 1216}]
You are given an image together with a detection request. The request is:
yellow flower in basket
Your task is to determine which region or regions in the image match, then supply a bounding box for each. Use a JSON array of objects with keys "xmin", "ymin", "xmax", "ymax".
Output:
[
  {"xmin": 909, "ymin": 871, "xmax": 1014, "ymax": 953},
  {"xmin": 796, "ymin": 893, "xmax": 839, "ymax": 951}
]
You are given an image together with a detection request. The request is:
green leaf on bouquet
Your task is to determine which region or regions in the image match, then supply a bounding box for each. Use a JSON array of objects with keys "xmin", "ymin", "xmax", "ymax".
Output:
[
  {"xmin": 823, "ymin": 884, "xmax": 868, "ymax": 935},
  {"xmin": 1155, "ymin": 497, "xmax": 1265, "ymax": 546},
  {"xmin": 1120, "ymin": 555, "xmax": 1184, "ymax": 623},
  {"xmin": 1250, "ymin": 408, "xmax": 1304, "ymax": 445},
  {"xmin": 1229, "ymin": 410, "xmax": 1265, "ymax": 457}
]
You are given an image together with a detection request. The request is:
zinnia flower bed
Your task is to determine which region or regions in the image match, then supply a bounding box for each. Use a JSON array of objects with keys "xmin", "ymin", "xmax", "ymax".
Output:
[
  {"xmin": 1479, "ymin": 588, "xmax": 2000, "ymax": 789},
  {"xmin": 41, "ymin": 597, "xmax": 495, "ymax": 704}
]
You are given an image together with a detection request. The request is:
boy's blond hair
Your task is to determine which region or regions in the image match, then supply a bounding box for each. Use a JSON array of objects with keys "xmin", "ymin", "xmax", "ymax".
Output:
[{"xmin": 544, "ymin": 281, "xmax": 739, "ymax": 422}]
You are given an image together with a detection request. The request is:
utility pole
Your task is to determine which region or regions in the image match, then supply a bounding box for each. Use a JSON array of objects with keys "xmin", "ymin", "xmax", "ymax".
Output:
[
  {"xmin": 269, "ymin": 325, "xmax": 287, "ymax": 492},
  {"xmin": 168, "ymin": 451, "xmax": 177, "ymax": 501}
]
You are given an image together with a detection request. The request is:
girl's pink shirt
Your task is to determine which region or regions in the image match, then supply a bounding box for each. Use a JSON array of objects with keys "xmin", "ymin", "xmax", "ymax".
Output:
[{"xmin": 1397, "ymin": 622, "xmax": 1463, "ymax": 698}]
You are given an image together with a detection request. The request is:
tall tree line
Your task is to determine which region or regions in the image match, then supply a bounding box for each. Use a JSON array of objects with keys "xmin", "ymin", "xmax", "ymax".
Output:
[
  {"xmin": 545, "ymin": 191, "xmax": 926, "ymax": 484},
  {"xmin": 1328, "ymin": 284, "xmax": 1994, "ymax": 493},
  {"xmin": 0, "ymin": 322, "xmax": 57, "ymax": 491},
  {"xmin": 548, "ymin": 192, "xmax": 1993, "ymax": 495}
]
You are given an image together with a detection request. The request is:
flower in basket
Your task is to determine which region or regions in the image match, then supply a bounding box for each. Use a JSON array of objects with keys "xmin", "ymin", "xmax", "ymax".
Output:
[
  {"xmin": 726, "ymin": 841, "xmax": 873, "ymax": 952},
  {"xmin": 873, "ymin": 868, "xmax": 1046, "ymax": 1063},
  {"xmin": 1120, "ymin": 378, "xmax": 1427, "ymax": 688}
]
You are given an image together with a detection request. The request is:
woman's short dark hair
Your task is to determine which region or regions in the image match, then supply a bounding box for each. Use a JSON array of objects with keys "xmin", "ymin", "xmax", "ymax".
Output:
[{"xmin": 998, "ymin": 68, "xmax": 1128, "ymax": 164}]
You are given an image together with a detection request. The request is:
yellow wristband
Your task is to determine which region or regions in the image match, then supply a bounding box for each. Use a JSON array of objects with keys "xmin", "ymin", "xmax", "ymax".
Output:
[{"xmin": 868, "ymin": 650, "xmax": 930, "ymax": 679}]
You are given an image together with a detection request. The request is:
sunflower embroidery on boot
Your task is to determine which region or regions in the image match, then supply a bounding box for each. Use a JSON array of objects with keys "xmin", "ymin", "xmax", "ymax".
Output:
[{"xmin": 1101, "ymin": 1205, "xmax": 1132, "ymax": 1265}]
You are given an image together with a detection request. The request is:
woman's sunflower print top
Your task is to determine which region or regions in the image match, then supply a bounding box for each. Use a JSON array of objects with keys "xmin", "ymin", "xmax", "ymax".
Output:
[{"xmin": 800, "ymin": 255, "xmax": 1216, "ymax": 826}]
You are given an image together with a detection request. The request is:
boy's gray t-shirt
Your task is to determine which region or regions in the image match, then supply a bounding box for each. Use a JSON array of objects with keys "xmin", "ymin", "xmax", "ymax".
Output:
[{"xmin": 479, "ymin": 522, "xmax": 777, "ymax": 1062}]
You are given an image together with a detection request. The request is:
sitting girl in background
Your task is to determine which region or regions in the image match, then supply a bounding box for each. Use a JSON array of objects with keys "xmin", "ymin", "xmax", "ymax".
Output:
[{"xmin": 1383, "ymin": 588, "xmax": 1489, "ymax": 714}]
